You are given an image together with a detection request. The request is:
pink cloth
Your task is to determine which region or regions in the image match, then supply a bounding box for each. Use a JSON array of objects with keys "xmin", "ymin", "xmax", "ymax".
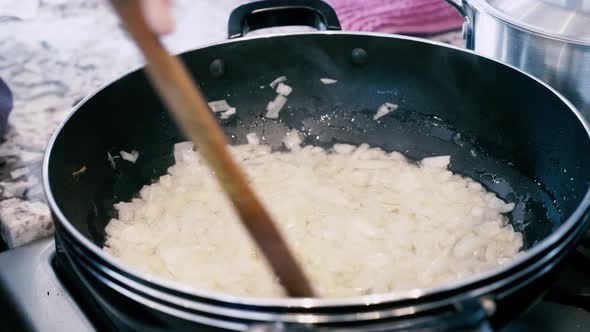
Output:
[{"xmin": 325, "ymin": 0, "xmax": 463, "ymax": 34}]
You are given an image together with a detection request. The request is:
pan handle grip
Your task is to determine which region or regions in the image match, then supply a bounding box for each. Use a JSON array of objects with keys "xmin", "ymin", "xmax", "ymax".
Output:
[{"xmin": 228, "ymin": 0, "xmax": 341, "ymax": 39}]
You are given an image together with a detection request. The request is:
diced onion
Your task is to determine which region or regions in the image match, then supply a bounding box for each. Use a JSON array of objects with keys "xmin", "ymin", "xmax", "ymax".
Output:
[
  {"xmin": 246, "ymin": 132, "xmax": 261, "ymax": 145},
  {"xmin": 105, "ymin": 134, "xmax": 522, "ymax": 298},
  {"xmin": 373, "ymin": 102, "xmax": 398, "ymax": 120},
  {"xmin": 265, "ymin": 95, "xmax": 288, "ymax": 119},
  {"xmin": 220, "ymin": 107, "xmax": 236, "ymax": 119},
  {"xmin": 276, "ymin": 82, "xmax": 293, "ymax": 96},
  {"xmin": 208, "ymin": 100, "xmax": 232, "ymax": 113},
  {"xmin": 421, "ymin": 156, "xmax": 451, "ymax": 169},
  {"xmin": 333, "ymin": 144, "xmax": 356, "ymax": 154},
  {"xmin": 173, "ymin": 141, "xmax": 195, "ymax": 163},
  {"xmin": 282, "ymin": 129, "xmax": 302, "ymax": 150},
  {"xmin": 120, "ymin": 150, "xmax": 139, "ymax": 163},
  {"xmin": 269, "ymin": 76, "xmax": 287, "ymax": 89},
  {"xmin": 320, "ymin": 78, "xmax": 338, "ymax": 85}
]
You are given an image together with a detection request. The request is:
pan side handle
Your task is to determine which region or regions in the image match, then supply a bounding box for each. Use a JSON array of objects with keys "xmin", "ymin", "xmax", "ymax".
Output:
[
  {"xmin": 227, "ymin": 0, "xmax": 341, "ymax": 39},
  {"xmin": 445, "ymin": 0, "xmax": 475, "ymax": 49}
]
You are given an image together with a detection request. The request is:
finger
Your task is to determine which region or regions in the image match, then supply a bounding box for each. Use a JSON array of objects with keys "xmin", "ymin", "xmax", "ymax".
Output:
[{"xmin": 141, "ymin": 0, "xmax": 175, "ymax": 35}]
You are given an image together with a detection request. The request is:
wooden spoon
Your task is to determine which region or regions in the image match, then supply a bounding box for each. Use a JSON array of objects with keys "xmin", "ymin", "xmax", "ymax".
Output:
[{"xmin": 109, "ymin": 0, "xmax": 315, "ymax": 298}]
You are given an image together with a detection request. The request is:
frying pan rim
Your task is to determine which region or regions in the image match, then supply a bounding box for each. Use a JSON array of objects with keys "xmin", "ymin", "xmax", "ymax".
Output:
[{"xmin": 43, "ymin": 31, "xmax": 590, "ymax": 307}]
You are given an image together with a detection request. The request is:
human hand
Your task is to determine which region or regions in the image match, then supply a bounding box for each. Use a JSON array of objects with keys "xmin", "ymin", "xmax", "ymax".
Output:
[{"xmin": 140, "ymin": 0, "xmax": 174, "ymax": 35}]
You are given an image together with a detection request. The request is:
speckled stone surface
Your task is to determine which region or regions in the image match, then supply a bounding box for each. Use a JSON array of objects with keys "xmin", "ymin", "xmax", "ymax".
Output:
[{"xmin": 0, "ymin": 0, "xmax": 464, "ymax": 249}]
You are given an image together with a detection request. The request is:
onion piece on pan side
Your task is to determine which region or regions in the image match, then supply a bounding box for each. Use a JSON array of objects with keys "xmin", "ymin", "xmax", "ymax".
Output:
[
  {"xmin": 120, "ymin": 150, "xmax": 139, "ymax": 163},
  {"xmin": 320, "ymin": 78, "xmax": 338, "ymax": 85},
  {"xmin": 208, "ymin": 100, "xmax": 232, "ymax": 113},
  {"xmin": 374, "ymin": 102, "xmax": 398, "ymax": 120},
  {"xmin": 269, "ymin": 76, "xmax": 287, "ymax": 89},
  {"xmin": 265, "ymin": 95, "xmax": 288, "ymax": 119},
  {"xmin": 276, "ymin": 82, "xmax": 293, "ymax": 96}
]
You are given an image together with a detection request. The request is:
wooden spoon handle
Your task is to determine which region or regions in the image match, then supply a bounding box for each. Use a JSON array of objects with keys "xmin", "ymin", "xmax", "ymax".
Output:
[{"xmin": 109, "ymin": 0, "xmax": 315, "ymax": 298}]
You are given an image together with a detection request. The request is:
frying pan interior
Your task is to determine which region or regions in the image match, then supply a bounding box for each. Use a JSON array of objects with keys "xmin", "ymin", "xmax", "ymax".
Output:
[{"xmin": 47, "ymin": 34, "xmax": 590, "ymax": 251}]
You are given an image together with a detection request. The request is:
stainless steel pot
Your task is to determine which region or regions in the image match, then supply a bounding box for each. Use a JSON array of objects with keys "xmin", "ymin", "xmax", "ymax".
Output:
[{"xmin": 447, "ymin": 0, "xmax": 590, "ymax": 118}]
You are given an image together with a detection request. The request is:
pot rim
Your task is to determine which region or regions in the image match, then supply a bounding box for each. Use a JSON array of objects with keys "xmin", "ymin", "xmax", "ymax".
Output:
[
  {"xmin": 465, "ymin": 0, "xmax": 590, "ymax": 46},
  {"xmin": 43, "ymin": 30, "xmax": 590, "ymax": 308}
]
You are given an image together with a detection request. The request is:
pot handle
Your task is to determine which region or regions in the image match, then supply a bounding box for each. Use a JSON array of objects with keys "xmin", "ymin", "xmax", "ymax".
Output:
[
  {"xmin": 445, "ymin": 0, "xmax": 467, "ymax": 16},
  {"xmin": 227, "ymin": 0, "xmax": 341, "ymax": 39},
  {"xmin": 445, "ymin": 0, "xmax": 474, "ymax": 49}
]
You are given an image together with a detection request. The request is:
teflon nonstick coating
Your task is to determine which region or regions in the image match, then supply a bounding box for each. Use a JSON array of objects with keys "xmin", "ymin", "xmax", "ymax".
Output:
[{"xmin": 46, "ymin": 33, "xmax": 590, "ymax": 252}]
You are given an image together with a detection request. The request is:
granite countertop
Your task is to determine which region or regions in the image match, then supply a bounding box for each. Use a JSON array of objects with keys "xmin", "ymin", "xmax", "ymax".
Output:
[{"xmin": 0, "ymin": 0, "xmax": 463, "ymax": 249}]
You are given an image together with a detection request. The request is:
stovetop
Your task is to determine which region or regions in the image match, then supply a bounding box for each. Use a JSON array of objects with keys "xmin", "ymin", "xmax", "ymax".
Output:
[{"xmin": 0, "ymin": 238, "xmax": 589, "ymax": 332}]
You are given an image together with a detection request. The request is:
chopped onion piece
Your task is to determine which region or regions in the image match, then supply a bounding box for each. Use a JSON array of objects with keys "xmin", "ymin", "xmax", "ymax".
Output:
[
  {"xmin": 269, "ymin": 76, "xmax": 287, "ymax": 89},
  {"xmin": 276, "ymin": 82, "xmax": 293, "ymax": 96},
  {"xmin": 220, "ymin": 107, "xmax": 236, "ymax": 120},
  {"xmin": 120, "ymin": 150, "xmax": 140, "ymax": 163},
  {"xmin": 107, "ymin": 152, "xmax": 118, "ymax": 169},
  {"xmin": 333, "ymin": 144, "xmax": 355, "ymax": 155},
  {"xmin": 173, "ymin": 141, "xmax": 194, "ymax": 163},
  {"xmin": 208, "ymin": 100, "xmax": 231, "ymax": 113},
  {"xmin": 265, "ymin": 95, "xmax": 288, "ymax": 119},
  {"xmin": 282, "ymin": 129, "xmax": 302, "ymax": 150},
  {"xmin": 421, "ymin": 155, "xmax": 451, "ymax": 169},
  {"xmin": 373, "ymin": 102, "xmax": 398, "ymax": 120},
  {"xmin": 320, "ymin": 78, "xmax": 338, "ymax": 85},
  {"xmin": 246, "ymin": 133, "xmax": 260, "ymax": 145},
  {"xmin": 105, "ymin": 135, "xmax": 522, "ymax": 298}
]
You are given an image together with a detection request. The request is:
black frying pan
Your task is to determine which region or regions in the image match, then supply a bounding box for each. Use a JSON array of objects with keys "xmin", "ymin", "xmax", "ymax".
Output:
[
  {"xmin": 43, "ymin": 0, "xmax": 590, "ymax": 330},
  {"xmin": 48, "ymin": 32, "xmax": 590, "ymax": 249}
]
